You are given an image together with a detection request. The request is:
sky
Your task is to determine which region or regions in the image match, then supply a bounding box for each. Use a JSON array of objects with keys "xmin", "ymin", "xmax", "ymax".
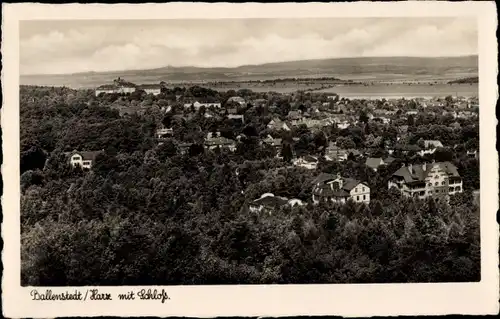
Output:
[{"xmin": 20, "ymin": 17, "xmax": 478, "ymax": 75}]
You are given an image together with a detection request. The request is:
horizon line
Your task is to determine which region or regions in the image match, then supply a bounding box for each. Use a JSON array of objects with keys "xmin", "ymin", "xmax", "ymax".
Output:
[{"xmin": 21, "ymin": 54, "xmax": 479, "ymax": 77}]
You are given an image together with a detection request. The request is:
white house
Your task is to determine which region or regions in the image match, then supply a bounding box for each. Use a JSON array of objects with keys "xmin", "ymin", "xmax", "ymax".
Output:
[{"xmin": 184, "ymin": 101, "xmax": 222, "ymax": 110}]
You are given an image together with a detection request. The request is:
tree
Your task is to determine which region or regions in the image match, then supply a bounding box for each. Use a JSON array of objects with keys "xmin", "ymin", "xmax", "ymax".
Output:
[
  {"xmin": 21, "ymin": 146, "xmax": 47, "ymax": 174},
  {"xmin": 359, "ymin": 109, "xmax": 369, "ymax": 123}
]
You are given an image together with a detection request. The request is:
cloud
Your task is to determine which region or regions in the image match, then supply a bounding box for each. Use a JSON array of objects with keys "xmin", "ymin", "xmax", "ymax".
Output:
[{"xmin": 19, "ymin": 17, "xmax": 478, "ymax": 75}]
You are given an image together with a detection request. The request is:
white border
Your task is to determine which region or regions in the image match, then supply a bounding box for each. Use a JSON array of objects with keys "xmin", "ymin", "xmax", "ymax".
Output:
[{"xmin": 2, "ymin": 2, "xmax": 499, "ymax": 317}]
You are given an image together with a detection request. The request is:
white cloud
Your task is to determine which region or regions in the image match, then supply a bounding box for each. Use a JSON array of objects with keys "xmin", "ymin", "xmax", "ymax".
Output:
[{"xmin": 19, "ymin": 18, "xmax": 478, "ymax": 75}]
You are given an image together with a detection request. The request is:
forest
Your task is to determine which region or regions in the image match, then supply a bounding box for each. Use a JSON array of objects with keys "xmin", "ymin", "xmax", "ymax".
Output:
[{"xmin": 20, "ymin": 85, "xmax": 480, "ymax": 285}]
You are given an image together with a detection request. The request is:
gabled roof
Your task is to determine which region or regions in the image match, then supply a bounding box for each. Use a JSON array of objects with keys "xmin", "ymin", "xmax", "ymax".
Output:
[
  {"xmin": 392, "ymin": 161, "xmax": 460, "ymax": 183},
  {"xmin": 314, "ymin": 184, "xmax": 350, "ymax": 198},
  {"xmin": 96, "ymin": 84, "xmax": 118, "ymax": 90}
]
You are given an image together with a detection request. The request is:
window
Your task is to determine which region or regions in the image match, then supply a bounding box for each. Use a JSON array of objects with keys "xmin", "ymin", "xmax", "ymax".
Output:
[
  {"xmin": 83, "ymin": 161, "xmax": 91, "ymax": 165},
  {"xmin": 441, "ymin": 181, "xmax": 445, "ymax": 186},
  {"xmin": 434, "ymin": 182, "xmax": 438, "ymax": 186},
  {"xmin": 363, "ymin": 195, "xmax": 366, "ymax": 200},
  {"xmin": 428, "ymin": 183, "xmax": 432, "ymax": 187},
  {"xmin": 362, "ymin": 187, "xmax": 365, "ymax": 192},
  {"xmin": 456, "ymin": 186, "xmax": 461, "ymax": 191},
  {"xmin": 356, "ymin": 196, "xmax": 360, "ymax": 201},
  {"xmin": 72, "ymin": 156, "xmax": 80, "ymax": 161}
]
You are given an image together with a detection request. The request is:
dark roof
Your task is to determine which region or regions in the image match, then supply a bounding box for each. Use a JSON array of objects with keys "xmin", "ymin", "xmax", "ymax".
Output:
[
  {"xmin": 303, "ymin": 155, "xmax": 318, "ymax": 162},
  {"xmin": 204, "ymin": 137, "xmax": 235, "ymax": 146},
  {"xmin": 251, "ymin": 195, "xmax": 288, "ymax": 209},
  {"xmin": 365, "ymin": 157, "xmax": 384, "ymax": 169},
  {"xmin": 392, "ymin": 162, "xmax": 460, "ymax": 183},
  {"xmin": 384, "ymin": 156, "xmax": 396, "ymax": 164},
  {"xmin": 342, "ymin": 178, "xmax": 361, "ymax": 191},
  {"xmin": 69, "ymin": 150, "xmax": 102, "ymax": 161},
  {"xmin": 313, "ymin": 184, "xmax": 350, "ymax": 198}
]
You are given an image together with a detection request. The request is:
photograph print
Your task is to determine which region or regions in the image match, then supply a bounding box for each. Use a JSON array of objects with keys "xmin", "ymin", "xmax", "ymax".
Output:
[{"xmin": 19, "ymin": 16, "xmax": 481, "ymax": 287}]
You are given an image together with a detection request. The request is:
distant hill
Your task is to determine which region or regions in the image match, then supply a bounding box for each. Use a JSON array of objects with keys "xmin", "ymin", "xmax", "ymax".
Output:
[{"xmin": 21, "ymin": 55, "xmax": 478, "ymax": 89}]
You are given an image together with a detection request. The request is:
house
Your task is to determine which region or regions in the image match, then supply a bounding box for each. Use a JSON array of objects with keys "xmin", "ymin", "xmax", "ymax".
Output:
[
  {"xmin": 293, "ymin": 155, "xmax": 319, "ymax": 170},
  {"xmin": 467, "ymin": 149, "xmax": 478, "ymax": 159},
  {"xmin": 324, "ymin": 143, "xmax": 348, "ymax": 162},
  {"xmin": 312, "ymin": 173, "xmax": 370, "ymax": 204},
  {"xmin": 262, "ymin": 135, "xmax": 282, "ymax": 151},
  {"xmin": 249, "ymin": 193, "xmax": 304, "ymax": 215},
  {"xmin": 156, "ymin": 128, "xmax": 173, "ymax": 139},
  {"xmin": 424, "ymin": 140, "xmax": 444, "ymax": 148},
  {"xmin": 184, "ymin": 101, "xmax": 222, "ymax": 110},
  {"xmin": 137, "ymin": 84, "xmax": 162, "ymax": 95},
  {"xmin": 388, "ymin": 162, "xmax": 463, "ymax": 199},
  {"xmin": 365, "ymin": 157, "xmax": 385, "ymax": 171},
  {"xmin": 204, "ymin": 132, "xmax": 237, "ymax": 151},
  {"xmin": 406, "ymin": 110, "xmax": 418, "ymax": 116},
  {"xmin": 227, "ymin": 96, "xmax": 246, "ymax": 106},
  {"xmin": 68, "ymin": 150, "xmax": 102, "ymax": 169},
  {"xmin": 267, "ymin": 118, "xmax": 291, "ymax": 131},
  {"xmin": 95, "ymin": 84, "xmax": 118, "ymax": 96},
  {"xmin": 418, "ymin": 148, "xmax": 437, "ymax": 157}
]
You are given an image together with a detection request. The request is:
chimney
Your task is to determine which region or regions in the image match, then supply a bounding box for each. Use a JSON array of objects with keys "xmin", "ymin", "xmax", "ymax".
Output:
[
  {"xmin": 422, "ymin": 162, "xmax": 427, "ymax": 172},
  {"xmin": 336, "ymin": 172, "xmax": 341, "ymax": 180},
  {"xmin": 408, "ymin": 164, "xmax": 413, "ymax": 174}
]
